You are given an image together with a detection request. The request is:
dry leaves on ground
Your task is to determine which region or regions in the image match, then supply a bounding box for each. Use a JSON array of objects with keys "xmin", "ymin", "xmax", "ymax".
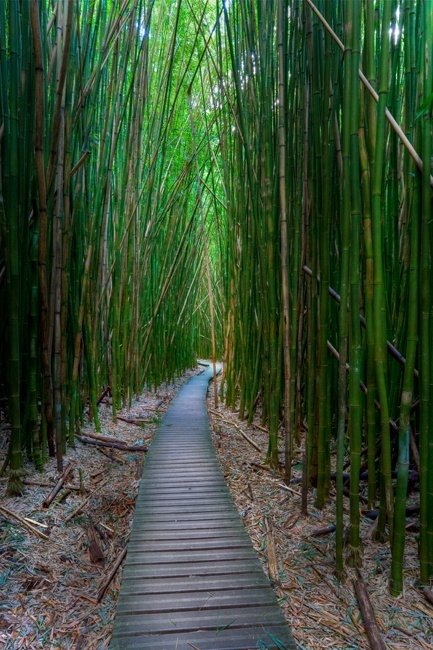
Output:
[
  {"xmin": 2, "ymin": 368, "xmax": 432, "ymax": 650},
  {"xmin": 208, "ymin": 378, "xmax": 433, "ymax": 650}
]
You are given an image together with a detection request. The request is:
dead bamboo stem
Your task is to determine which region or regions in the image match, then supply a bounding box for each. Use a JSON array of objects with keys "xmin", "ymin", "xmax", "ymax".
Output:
[{"xmin": 0, "ymin": 505, "xmax": 49, "ymax": 541}]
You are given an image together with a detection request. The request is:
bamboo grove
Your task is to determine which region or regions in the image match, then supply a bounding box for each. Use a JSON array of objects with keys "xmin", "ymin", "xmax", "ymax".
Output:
[
  {"xmin": 1, "ymin": 0, "xmax": 432, "ymax": 597},
  {"xmin": 0, "ymin": 0, "xmax": 223, "ymax": 491},
  {"xmin": 215, "ymin": 0, "xmax": 433, "ymax": 593}
]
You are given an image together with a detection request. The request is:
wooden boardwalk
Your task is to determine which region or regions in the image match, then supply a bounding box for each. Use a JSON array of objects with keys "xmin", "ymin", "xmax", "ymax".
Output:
[{"xmin": 110, "ymin": 367, "xmax": 296, "ymax": 649}]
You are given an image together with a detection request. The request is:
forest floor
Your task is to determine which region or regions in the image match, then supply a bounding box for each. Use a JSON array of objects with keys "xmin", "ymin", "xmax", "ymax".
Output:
[
  {"xmin": 0, "ymin": 367, "xmax": 201, "ymax": 650},
  {"xmin": 0, "ymin": 367, "xmax": 432, "ymax": 650},
  {"xmin": 207, "ymin": 376, "xmax": 433, "ymax": 650}
]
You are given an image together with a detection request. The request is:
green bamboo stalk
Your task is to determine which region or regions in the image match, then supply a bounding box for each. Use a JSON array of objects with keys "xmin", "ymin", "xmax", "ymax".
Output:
[
  {"xmin": 359, "ymin": 101, "xmax": 377, "ymax": 509},
  {"xmin": 371, "ymin": 0, "xmax": 394, "ymax": 537},
  {"xmin": 333, "ymin": 0, "xmax": 353, "ymax": 570},
  {"xmin": 30, "ymin": 0, "xmax": 55, "ymax": 459},
  {"xmin": 314, "ymin": 1, "xmax": 332, "ymax": 511},
  {"xmin": 347, "ymin": 0, "xmax": 362, "ymax": 568},
  {"xmin": 4, "ymin": 0, "xmax": 23, "ymax": 495},
  {"xmin": 419, "ymin": 0, "xmax": 433, "ymax": 583},
  {"xmin": 277, "ymin": 0, "xmax": 292, "ymax": 481},
  {"xmin": 28, "ymin": 226, "xmax": 42, "ymax": 470},
  {"xmin": 390, "ymin": 164, "xmax": 419, "ymax": 595}
]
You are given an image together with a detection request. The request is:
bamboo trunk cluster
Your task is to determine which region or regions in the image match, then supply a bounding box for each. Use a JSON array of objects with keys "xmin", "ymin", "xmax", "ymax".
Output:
[
  {"xmin": 217, "ymin": 0, "xmax": 433, "ymax": 592},
  {"xmin": 0, "ymin": 1, "xmax": 221, "ymax": 490}
]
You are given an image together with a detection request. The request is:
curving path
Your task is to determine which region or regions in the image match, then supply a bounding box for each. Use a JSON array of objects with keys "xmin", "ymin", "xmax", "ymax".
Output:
[{"xmin": 110, "ymin": 366, "xmax": 296, "ymax": 649}]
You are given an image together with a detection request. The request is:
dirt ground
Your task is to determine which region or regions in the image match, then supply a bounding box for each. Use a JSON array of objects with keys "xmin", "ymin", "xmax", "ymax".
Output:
[{"xmin": 0, "ymin": 367, "xmax": 432, "ymax": 649}]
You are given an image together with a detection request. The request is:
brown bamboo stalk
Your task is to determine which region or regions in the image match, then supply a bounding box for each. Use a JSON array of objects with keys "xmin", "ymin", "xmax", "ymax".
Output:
[
  {"xmin": 0, "ymin": 506, "xmax": 50, "ymax": 541},
  {"xmin": 97, "ymin": 547, "xmax": 127, "ymax": 602},
  {"xmin": 42, "ymin": 462, "xmax": 74, "ymax": 508},
  {"xmin": 354, "ymin": 574, "xmax": 387, "ymax": 650},
  {"xmin": 47, "ymin": 0, "xmax": 73, "ymax": 187},
  {"xmin": 30, "ymin": 0, "xmax": 54, "ymax": 455}
]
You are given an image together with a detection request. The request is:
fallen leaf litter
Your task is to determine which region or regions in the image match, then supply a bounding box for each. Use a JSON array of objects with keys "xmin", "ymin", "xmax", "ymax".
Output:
[
  {"xmin": 1, "ymin": 367, "xmax": 432, "ymax": 649},
  {"xmin": 207, "ymin": 376, "xmax": 433, "ymax": 650},
  {"xmin": 0, "ymin": 368, "xmax": 201, "ymax": 650}
]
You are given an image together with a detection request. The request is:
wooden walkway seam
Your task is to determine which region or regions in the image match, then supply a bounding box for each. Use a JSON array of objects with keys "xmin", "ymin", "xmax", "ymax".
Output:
[{"xmin": 110, "ymin": 366, "xmax": 296, "ymax": 650}]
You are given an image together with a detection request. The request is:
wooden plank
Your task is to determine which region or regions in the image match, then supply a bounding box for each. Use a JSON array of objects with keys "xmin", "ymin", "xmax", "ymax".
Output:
[
  {"xmin": 138, "ymin": 486, "xmax": 229, "ymax": 494},
  {"xmin": 144, "ymin": 459, "xmax": 218, "ymax": 466},
  {"xmin": 140, "ymin": 477, "xmax": 222, "ymax": 484},
  {"xmin": 125, "ymin": 548, "xmax": 257, "ymax": 564},
  {"xmin": 136, "ymin": 496, "xmax": 232, "ymax": 504},
  {"xmin": 134, "ymin": 504, "xmax": 234, "ymax": 514},
  {"xmin": 142, "ymin": 465, "xmax": 221, "ymax": 471},
  {"xmin": 112, "ymin": 605, "xmax": 287, "ymax": 635},
  {"xmin": 120, "ymin": 572, "xmax": 271, "ymax": 594},
  {"xmin": 136, "ymin": 493, "xmax": 234, "ymax": 504},
  {"xmin": 135, "ymin": 496, "xmax": 236, "ymax": 507},
  {"xmin": 128, "ymin": 529, "xmax": 250, "ymax": 542},
  {"xmin": 122, "ymin": 559, "xmax": 266, "ymax": 578},
  {"xmin": 127, "ymin": 520, "xmax": 246, "ymax": 532},
  {"xmin": 127, "ymin": 538, "xmax": 252, "ymax": 551},
  {"xmin": 139, "ymin": 478, "xmax": 227, "ymax": 487},
  {"xmin": 145, "ymin": 459, "xmax": 218, "ymax": 464},
  {"xmin": 140, "ymin": 471, "xmax": 222, "ymax": 479},
  {"xmin": 145, "ymin": 453, "xmax": 216, "ymax": 459},
  {"xmin": 116, "ymin": 587, "xmax": 279, "ymax": 614},
  {"xmin": 110, "ymin": 625, "xmax": 293, "ymax": 650},
  {"xmin": 132, "ymin": 511, "xmax": 242, "ymax": 521}
]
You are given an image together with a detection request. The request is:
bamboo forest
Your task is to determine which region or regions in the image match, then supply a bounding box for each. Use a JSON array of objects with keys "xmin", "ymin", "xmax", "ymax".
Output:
[{"xmin": 1, "ymin": 0, "xmax": 433, "ymax": 647}]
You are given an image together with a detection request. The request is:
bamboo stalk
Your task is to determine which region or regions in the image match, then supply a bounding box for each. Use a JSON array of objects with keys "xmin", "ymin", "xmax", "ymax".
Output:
[{"xmin": 304, "ymin": 0, "xmax": 433, "ymax": 186}]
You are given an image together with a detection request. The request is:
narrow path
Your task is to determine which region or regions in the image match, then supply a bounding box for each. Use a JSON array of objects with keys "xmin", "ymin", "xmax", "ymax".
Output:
[{"xmin": 110, "ymin": 366, "xmax": 296, "ymax": 649}]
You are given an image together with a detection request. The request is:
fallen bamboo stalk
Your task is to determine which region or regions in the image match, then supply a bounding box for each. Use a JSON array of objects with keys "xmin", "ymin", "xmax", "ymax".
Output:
[
  {"xmin": 251, "ymin": 422, "xmax": 268, "ymax": 433},
  {"xmin": 250, "ymin": 461, "xmax": 283, "ymax": 476},
  {"xmin": 23, "ymin": 517, "xmax": 49, "ymax": 529},
  {"xmin": 77, "ymin": 435, "xmax": 147, "ymax": 453},
  {"xmin": 209, "ymin": 409, "xmax": 263, "ymax": 453},
  {"xmin": 99, "ymin": 522, "xmax": 114, "ymax": 535},
  {"xmin": 310, "ymin": 524, "xmax": 337, "ymax": 537},
  {"xmin": 75, "ymin": 592, "xmax": 98, "ymax": 605},
  {"xmin": 264, "ymin": 517, "xmax": 279, "ymax": 586},
  {"xmin": 55, "ymin": 489, "xmax": 72, "ymax": 504},
  {"xmin": 97, "ymin": 547, "xmax": 127, "ymax": 602},
  {"xmin": 82, "ymin": 431, "xmax": 123, "ymax": 444},
  {"xmin": 64, "ymin": 495, "xmax": 92, "ymax": 523},
  {"xmin": 116, "ymin": 416, "xmax": 153, "ymax": 426},
  {"xmin": 97, "ymin": 447, "xmax": 125, "ymax": 464},
  {"xmin": 43, "ymin": 462, "xmax": 74, "ymax": 508},
  {"xmin": 354, "ymin": 574, "xmax": 387, "ymax": 650},
  {"xmin": 277, "ymin": 482, "xmax": 302, "ymax": 497},
  {"xmin": 0, "ymin": 505, "xmax": 49, "ymax": 540},
  {"xmin": 23, "ymin": 479, "xmax": 82, "ymax": 491},
  {"xmin": 144, "ymin": 403, "xmax": 164, "ymax": 411}
]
